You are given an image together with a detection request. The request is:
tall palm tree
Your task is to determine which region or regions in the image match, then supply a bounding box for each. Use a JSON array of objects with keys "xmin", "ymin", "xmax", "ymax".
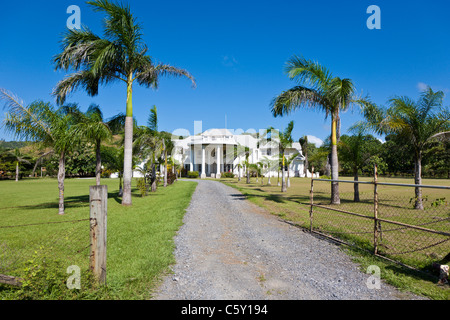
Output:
[
  {"xmin": 358, "ymin": 87, "xmax": 450, "ymax": 209},
  {"xmin": 271, "ymin": 55, "xmax": 363, "ymax": 203},
  {"xmin": 52, "ymin": 0, "xmax": 196, "ymax": 206},
  {"xmin": 1, "ymin": 89, "xmax": 78, "ymax": 214}
]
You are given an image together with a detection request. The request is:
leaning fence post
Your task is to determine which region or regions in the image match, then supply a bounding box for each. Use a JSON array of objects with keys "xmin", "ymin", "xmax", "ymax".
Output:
[
  {"xmin": 309, "ymin": 166, "xmax": 314, "ymax": 232},
  {"xmin": 89, "ymin": 185, "xmax": 107, "ymax": 285},
  {"xmin": 373, "ymin": 164, "xmax": 379, "ymax": 255}
]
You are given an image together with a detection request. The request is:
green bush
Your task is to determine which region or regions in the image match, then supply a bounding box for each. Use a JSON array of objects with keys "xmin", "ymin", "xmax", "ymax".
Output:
[
  {"xmin": 187, "ymin": 171, "xmax": 199, "ymax": 178},
  {"xmin": 5, "ymin": 247, "xmax": 99, "ymax": 300},
  {"xmin": 136, "ymin": 178, "xmax": 149, "ymax": 197}
]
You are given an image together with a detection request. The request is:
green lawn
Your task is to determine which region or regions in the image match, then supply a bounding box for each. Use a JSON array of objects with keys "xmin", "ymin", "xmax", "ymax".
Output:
[
  {"xmin": 0, "ymin": 177, "xmax": 197, "ymax": 299},
  {"xmin": 220, "ymin": 175, "xmax": 450, "ymax": 300}
]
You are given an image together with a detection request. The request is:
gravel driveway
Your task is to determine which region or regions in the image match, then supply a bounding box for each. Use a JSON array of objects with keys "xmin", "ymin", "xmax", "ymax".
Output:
[{"xmin": 152, "ymin": 179, "xmax": 422, "ymax": 300}]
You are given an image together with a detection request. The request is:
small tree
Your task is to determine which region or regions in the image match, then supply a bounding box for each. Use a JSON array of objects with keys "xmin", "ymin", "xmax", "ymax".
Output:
[
  {"xmin": 338, "ymin": 129, "xmax": 382, "ymax": 202},
  {"xmin": 2, "ymin": 148, "xmax": 32, "ymax": 181},
  {"xmin": 358, "ymin": 87, "xmax": 450, "ymax": 209},
  {"xmin": 1, "ymin": 89, "xmax": 78, "ymax": 214}
]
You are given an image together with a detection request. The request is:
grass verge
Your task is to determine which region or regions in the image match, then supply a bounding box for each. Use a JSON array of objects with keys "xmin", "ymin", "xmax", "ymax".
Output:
[
  {"xmin": 0, "ymin": 177, "xmax": 197, "ymax": 299},
  {"xmin": 220, "ymin": 176, "xmax": 450, "ymax": 300}
]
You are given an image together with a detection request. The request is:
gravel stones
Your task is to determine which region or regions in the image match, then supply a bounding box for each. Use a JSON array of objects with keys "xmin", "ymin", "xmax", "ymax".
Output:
[{"xmin": 152, "ymin": 180, "xmax": 423, "ymax": 300}]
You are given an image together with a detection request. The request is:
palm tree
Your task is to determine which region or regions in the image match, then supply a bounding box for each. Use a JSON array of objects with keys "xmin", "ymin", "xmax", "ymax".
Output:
[
  {"xmin": 266, "ymin": 121, "xmax": 294, "ymax": 192},
  {"xmin": 161, "ymin": 132, "xmax": 175, "ymax": 187},
  {"xmin": 101, "ymin": 145, "xmax": 125, "ymax": 195},
  {"xmin": 52, "ymin": 0, "xmax": 196, "ymax": 206},
  {"xmin": 66, "ymin": 104, "xmax": 124, "ymax": 185},
  {"xmin": 271, "ymin": 55, "xmax": 364, "ymax": 203},
  {"xmin": 299, "ymin": 136, "xmax": 309, "ymax": 177},
  {"xmin": 133, "ymin": 105, "xmax": 164, "ymax": 192},
  {"xmin": 285, "ymin": 152, "xmax": 299, "ymax": 187},
  {"xmin": 358, "ymin": 87, "xmax": 450, "ymax": 209},
  {"xmin": 1, "ymin": 89, "xmax": 78, "ymax": 214},
  {"xmin": 260, "ymin": 156, "xmax": 277, "ymax": 185},
  {"xmin": 338, "ymin": 128, "xmax": 381, "ymax": 202},
  {"xmin": 2, "ymin": 148, "xmax": 32, "ymax": 182}
]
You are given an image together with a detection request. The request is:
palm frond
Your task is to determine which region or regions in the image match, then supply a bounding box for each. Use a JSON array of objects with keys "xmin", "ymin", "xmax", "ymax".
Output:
[
  {"xmin": 271, "ymin": 86, "xmax": 328, "ymax": 117},
  {"xmin": 148, "ymin": 105, "xmax": 158, "ymax": 132},
  {"xmin": 285, "ymin": 55, "xmax": 332, "ymax": 89},
  {"xmin": 136, "ymin": 62, "xmax": 197, "ymax": 89}
]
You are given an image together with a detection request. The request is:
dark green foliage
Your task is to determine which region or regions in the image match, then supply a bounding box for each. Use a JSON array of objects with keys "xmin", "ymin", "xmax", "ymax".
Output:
[{"xmin": 187, "ymin": 171, "xmax": 199, "ymax": 178}]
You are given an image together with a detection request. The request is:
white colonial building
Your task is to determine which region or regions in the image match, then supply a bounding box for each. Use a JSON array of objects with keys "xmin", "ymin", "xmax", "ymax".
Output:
[{"xmin": 170, "ymin": 128, "xmax": 315, "ymax": 179}]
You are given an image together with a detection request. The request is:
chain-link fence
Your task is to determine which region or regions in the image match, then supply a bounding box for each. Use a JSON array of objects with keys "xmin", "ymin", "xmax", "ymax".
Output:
[
  {"xmin": 0, "ymin": 218, "xmax": 91, "ymax": 285},
  {"xmin": 309, "ymin": 169, "xmax": 450, "ymax": 274}
]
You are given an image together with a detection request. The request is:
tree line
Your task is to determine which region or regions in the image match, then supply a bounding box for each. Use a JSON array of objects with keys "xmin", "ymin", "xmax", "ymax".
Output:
[{"xmin": 272, "ymin": 56, "xmax": 450, "ymax": 210}]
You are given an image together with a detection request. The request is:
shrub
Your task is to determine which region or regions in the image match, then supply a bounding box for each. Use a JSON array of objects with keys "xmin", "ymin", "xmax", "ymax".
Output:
[
  {"xmin": 136, "ymin": 178, "xmax": 149, "ymax": 197},
  {"xmin": 187, "ymin": 171, "xmax": 199, "ymax": 178},
  {"xmin": 7, "ymin": 248, "xmax": 99, "ymax": 300},
  {"xmin": 167, "ymin": 170, "xmax": 176, "ymax": 185},
  {"xmin": 221, "ymin": 172, "xmax": 235, "ymax": 178}
]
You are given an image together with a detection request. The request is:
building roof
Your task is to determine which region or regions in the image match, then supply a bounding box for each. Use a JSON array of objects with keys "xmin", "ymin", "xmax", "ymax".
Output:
[{"xmin": 202, "ymin": 128, "xmax": 234, "ymax": 136}]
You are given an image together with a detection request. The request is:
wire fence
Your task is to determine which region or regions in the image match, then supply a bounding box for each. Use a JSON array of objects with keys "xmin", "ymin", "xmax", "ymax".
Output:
[
  {"xmin": 309, "ymin": 167, "xmax": 450, "ymax": 274},
  {"xmin": 0, "ymin": 218, "xmax": 91, "ymax": 283}
]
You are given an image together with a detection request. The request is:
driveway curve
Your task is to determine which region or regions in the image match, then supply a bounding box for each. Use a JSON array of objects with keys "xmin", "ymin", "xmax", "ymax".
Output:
[{"xmin": 152, "ymin": 179, "xmax": 422, "ymax": 300}]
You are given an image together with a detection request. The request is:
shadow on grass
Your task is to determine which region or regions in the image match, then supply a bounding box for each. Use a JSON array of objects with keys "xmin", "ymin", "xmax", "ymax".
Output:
[{"xmin": 10, "ymin": 186, "xmax": 161, "ymax": 210}]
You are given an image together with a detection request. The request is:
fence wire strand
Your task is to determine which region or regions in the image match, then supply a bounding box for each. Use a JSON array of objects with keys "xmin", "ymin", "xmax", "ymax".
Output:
[{"xmin": 310, "ymin": 176, "xmax": 450, "ymax": 272}]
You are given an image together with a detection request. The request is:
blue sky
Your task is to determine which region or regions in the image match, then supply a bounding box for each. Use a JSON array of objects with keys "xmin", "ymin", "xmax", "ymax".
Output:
[{"xmin": 1, "ymin": 0, "xmax": 449, "ymax": 146}]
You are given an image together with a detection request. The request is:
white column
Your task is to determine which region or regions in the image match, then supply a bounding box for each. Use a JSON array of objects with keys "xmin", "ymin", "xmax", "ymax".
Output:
[
  {"xmin": 217, "ymin": 145, "xmax": 221, "ymax": 177},
  {"xmin": 220, "ymin": 145, "xmax": 224, "ymax": 173},
  {"xmin": 189, "ymin": 145, "xmax": 193, "ymax": 172},
  {"xmin": 201, "ymin": 145, "xmax": 206, "ymax": 179}
]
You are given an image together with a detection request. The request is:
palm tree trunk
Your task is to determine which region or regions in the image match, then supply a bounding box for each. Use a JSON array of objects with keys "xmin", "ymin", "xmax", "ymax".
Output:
[
  {"xmin": 118, "ymin": 173, "xmax": 123, "ymax": 197},
  {"xmin": 15, "ymin": 162, "xmax": 19, "ymax": 182},
  {"xmin": 122, "ymin": 116, "xmax": 133, "ymax": 205},
  {"xmin": 164, "ymin": 149, "xmax": 168, "ymax": 187},
  {"xmin": 281, "ymin": 153, "xmax": 287, "ymax": 192},
  {"xmin": 414, "ymin": 152, "xmax": 423, "ymax": 210},
  {"xmin": 303, "ymin": 138, "xmax": 309, "ymax": 177},
  {"xmin": 95, "ymin": 140, "xmax": 101, "ymax": 186},
  {"xmin": 331, "ymin": 113, "xmax": 340, "ymax": 204},
  {"xmin": 246, "ymin": 166, "xmax": 250, "ymax": 184},
  {"xmin": 353, "ymin": 167, "xmax": 360, "ymax": 202},
  {"xmin": 151, "ymin": 163, "xmax": 157, "ymax": 192},
  {"xmin": 58, "ymin": 151, "xmax": 65, "ymax": 215},
  {"xmin": 122, "ymin": 76, "xmax": 134, "ymax": 206},
  {"xmin": 287, "ymin": 169, "xmax": 290, "ymax": 188}
]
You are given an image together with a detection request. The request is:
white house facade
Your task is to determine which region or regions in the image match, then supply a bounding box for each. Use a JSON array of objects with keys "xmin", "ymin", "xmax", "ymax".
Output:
[{"xmin": 170, "ymin": 128, "xmax": 316, "ymax": 179}]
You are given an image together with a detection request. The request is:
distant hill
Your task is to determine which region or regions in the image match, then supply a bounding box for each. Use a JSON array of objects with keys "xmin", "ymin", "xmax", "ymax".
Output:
[{"xmin": 0, "ymin": 140, "xmax": 31, "ymax": 151}]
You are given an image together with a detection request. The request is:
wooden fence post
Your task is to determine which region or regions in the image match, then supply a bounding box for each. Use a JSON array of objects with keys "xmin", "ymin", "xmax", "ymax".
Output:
[
  {"xmin": 89, "ymin": 185, "xmax": 107, "ymax": 285},
  {"xmin": 373, "ymin": 164, "xmax": 379, "ymax": 255},
  {"xmin": 309, "ymin": 166, "xmax": 314, "ymax": 232}
]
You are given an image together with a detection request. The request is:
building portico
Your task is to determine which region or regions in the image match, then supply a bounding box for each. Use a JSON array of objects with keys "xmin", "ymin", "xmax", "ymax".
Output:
[{"xmin": 172, "ymin": 128, "xmax": 312, "ymax": 179}]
